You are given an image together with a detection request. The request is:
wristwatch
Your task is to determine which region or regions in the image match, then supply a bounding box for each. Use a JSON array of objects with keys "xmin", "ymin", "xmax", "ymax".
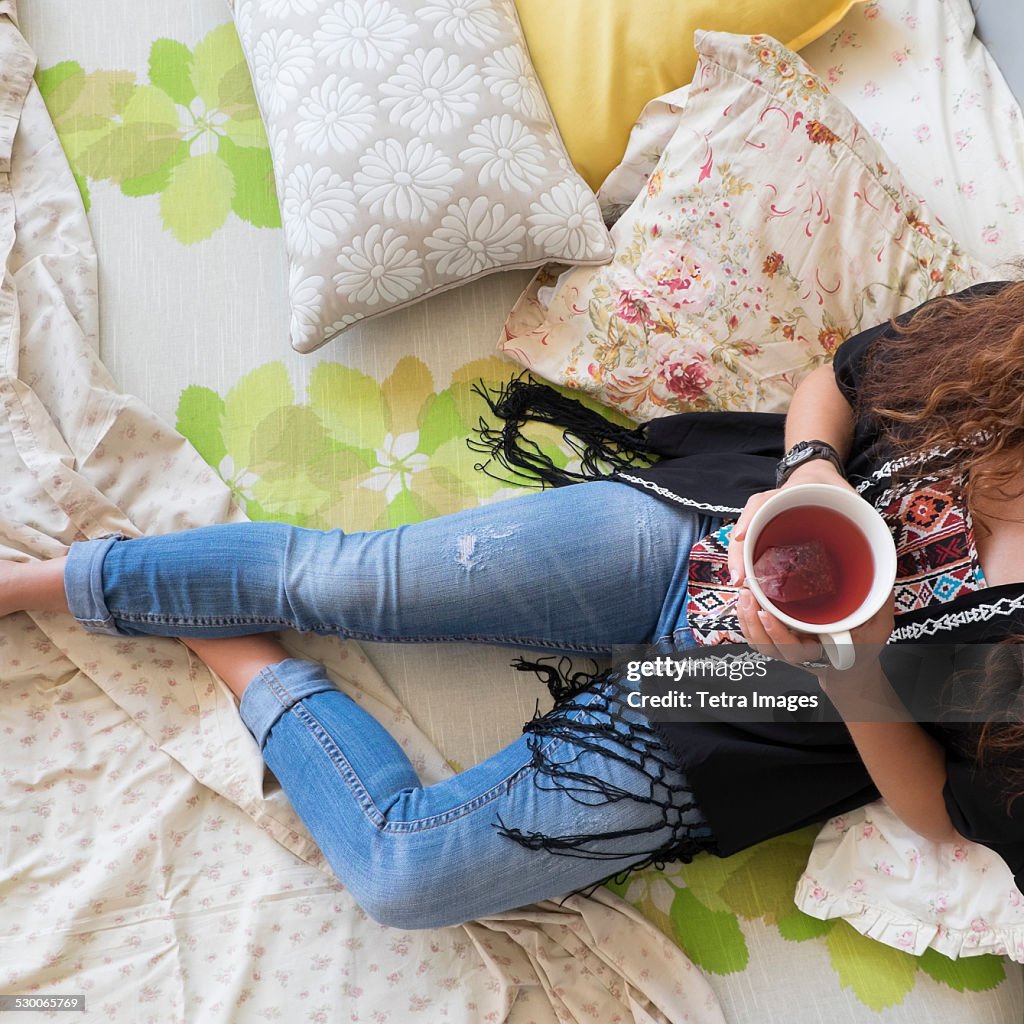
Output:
[{"xmin": 775, "ymin": 439, "xmax": 846, "ymax": 488}]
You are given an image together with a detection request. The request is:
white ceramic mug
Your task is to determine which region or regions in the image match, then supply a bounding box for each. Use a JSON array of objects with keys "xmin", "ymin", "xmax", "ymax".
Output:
[{"xmin": 741, "ymin": 483, "xmax": 897, "ymax": 670}]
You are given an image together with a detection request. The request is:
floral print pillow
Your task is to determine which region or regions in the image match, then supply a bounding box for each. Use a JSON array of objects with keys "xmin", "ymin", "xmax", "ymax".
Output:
[
  {"xmin": 499, "ymin": 31, "xmax": 995, "ymax": 421},
  {"xmin": 228, "ymin": 0, "xmax": 612, "ymax": 353}
]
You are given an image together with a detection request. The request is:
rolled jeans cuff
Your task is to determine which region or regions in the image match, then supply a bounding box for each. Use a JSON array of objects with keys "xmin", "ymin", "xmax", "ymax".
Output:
[
  {"xmin": 239, "ymin": 658, "xmax": 339, "ymax": 751},
  {"xmin": 64, "ymin": 533, "xmax": 128, "ymax": 636}
]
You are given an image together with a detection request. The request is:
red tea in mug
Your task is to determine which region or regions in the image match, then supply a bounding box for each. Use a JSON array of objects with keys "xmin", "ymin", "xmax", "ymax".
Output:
[{"xmin": 751, "ymin": 505, "xmax": 874, "ymax": 625}]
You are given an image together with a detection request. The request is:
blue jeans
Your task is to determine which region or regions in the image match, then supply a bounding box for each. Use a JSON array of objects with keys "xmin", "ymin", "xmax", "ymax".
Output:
[{"xmin": 64, "ymin": 481, "xmax": 718, "ymax": 927}]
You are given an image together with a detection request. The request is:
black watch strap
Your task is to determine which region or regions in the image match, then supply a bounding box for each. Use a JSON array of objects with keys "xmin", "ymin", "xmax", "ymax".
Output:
[{"xmin": 775, "ymin": 440, "xmax": 845, "ymax": 488}]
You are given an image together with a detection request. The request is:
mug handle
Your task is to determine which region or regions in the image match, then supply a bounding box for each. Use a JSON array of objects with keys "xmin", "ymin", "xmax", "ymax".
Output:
[{"xmin": 819, "ymin": 630, "xmax": 854, "ymax": 671}]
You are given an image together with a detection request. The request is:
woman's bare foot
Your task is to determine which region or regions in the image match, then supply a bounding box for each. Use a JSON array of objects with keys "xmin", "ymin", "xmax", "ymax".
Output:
[
  {"xmin": 0, "ymin": 557, "xmax": 292, "ymax": 705},
  {"xmin": 0, "ymin": 558, "xmax": 287, "ymax": 702},
  {"xmin": 0, "ymin": 557, "xmax": 71, "ymax": 617}
]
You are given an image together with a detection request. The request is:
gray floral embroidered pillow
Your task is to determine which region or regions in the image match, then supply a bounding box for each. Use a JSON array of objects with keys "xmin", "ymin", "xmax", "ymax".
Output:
[{"xmin": 229, "ymin": 0, "xmax": 614, "ymax": 352}]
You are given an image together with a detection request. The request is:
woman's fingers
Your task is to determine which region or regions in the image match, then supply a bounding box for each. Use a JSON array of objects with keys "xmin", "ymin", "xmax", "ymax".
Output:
[
  {"xmin": 736, "ymin": 588, "xmax": 780, "ymax": 659},
  {"xmin": 759, "ymin": 610, "xmax": 824, "ymax": 668},
  {"xmin": 849, "ymin": 590, "xmax": 896, "ymax": 646},
  {"xmin": 737, "ymin": 588, "xmax": 824, "ymax": 669},
  {"xmin": 727, "ymin": 489, "xmax": 778, "ymax": 585},
  {"xmin": 838, "ymin": 590, "xmax": 896, "ymax": 670}
]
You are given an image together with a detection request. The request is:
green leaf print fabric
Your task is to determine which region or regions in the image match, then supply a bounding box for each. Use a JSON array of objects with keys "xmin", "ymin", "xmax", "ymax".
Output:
[{"xmin": 38, "ymin": 24, "xmax": 277, "ymax": 241}]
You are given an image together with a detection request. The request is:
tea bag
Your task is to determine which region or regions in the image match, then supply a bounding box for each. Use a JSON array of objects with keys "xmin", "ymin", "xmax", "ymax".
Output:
[{"xmin": 753, "ymin": 539, "xmax": 838, "ymax": 604}]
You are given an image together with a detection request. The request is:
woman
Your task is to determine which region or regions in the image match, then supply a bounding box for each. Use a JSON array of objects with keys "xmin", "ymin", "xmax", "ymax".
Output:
[{"xmin": 3, "ymin": 280, "xmax": 1023, "ymax": 927}]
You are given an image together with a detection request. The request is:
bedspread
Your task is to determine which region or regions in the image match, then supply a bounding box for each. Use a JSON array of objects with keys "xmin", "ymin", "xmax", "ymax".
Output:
[{"xmin": 0, "ymin": 8, "xmax": 724, "ymax": 1023}]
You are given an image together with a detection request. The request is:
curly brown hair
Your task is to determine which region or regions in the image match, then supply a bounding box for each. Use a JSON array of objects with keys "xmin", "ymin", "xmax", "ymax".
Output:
[
  {"xmin": 854, "ymin": 280, "xmax": 1024, "ymax": 516},
  {"xmin": 966, "ymin": 641, "xmax": 1024, "ymax": 808},
  {"xmin": 853, "ymin": 281, "xmax": 1024, "ymax": 800}
]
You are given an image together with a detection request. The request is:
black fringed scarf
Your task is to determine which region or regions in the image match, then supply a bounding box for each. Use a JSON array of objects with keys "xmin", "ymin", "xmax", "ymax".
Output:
[
  {"xmin": 468, "ymin": 376, "xmax": 658, "ymax": 488},
  {"xmin": 464, "ymin": 379, "xmax": 740, "ymax": 869},
  {"xmin": 499, "ymin": 661, "xmax": 718, "ymax": 870},
  {"xmin": 468, "ymin": 374, "xmax": 789, "ymax": 517}
]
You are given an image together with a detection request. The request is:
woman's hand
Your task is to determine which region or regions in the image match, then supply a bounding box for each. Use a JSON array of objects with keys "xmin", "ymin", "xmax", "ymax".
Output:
[
  {"xmin": 736, "ymin": 585, "xmax": 895, "ymax": 676},
  {"xmin": 726, "ymin": 460, "xmax": 858, "ymax": 587},
  {"xmin": 814, "ymin": 595, "xmax": 895, "ymax": 687},
  {"xmin": 734, "ymin": 586, "xmax": 825, "ymax": 665}
]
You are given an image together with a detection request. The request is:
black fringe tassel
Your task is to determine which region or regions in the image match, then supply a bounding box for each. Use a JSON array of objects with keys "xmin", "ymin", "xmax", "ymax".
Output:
[
  {"xmin": 495, "ymin": 675, "xmax": 718, "ymax": 868},
  {"xmin": 510, "ymin": 655, "xmax": 604, "ymax": 704},
  {"xmin": 468, "ymin": 375, "xmax": 657, "ymax": 489}
]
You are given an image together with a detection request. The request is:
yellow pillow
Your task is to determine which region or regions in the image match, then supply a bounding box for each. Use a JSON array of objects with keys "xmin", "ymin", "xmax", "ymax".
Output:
[{"xmin": 515, "ymin": 0, "xmax": 863, "ymax": 190}]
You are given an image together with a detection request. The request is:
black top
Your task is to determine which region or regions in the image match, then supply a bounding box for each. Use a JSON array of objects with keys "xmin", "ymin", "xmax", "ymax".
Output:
[{"xmin": 611, "ymin": 281, "xmax": 1024, "ymax": 889}]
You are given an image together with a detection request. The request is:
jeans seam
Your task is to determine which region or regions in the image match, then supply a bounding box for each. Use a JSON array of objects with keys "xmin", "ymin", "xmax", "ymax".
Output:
[
  {"xmin": 106, "ymin": 610, "xmax": 612, "ymax": 654},
  {"xmin": 260, "ymin": 664, "xmax": 298, "ymax": 711},
  {"xmin": 289, "ymin": 701, "xmax": 571, "ymax": 834}
]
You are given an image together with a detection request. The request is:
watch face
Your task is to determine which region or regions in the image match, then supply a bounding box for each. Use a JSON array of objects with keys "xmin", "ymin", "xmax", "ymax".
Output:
[{"xmin": 778, "ymin": 443, "xmax": 837, "ymax": 487}]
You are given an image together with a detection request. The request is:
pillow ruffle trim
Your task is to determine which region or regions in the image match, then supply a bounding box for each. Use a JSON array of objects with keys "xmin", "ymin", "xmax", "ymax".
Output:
[{"xmin": 794, "ymin": 873, "xmax": 1024, "ymax": 961}]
